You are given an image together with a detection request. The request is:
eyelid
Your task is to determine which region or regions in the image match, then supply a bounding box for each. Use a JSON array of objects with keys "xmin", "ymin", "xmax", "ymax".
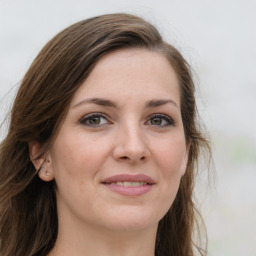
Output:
[
  {"xmin": 79, "ymin": 112, "xmax": 111, "ymax": 126},
  {"xmin": 146, "ymin": 113, "xmax": 175, "ymax": 126},
  {"xmin": 78, "ymin": 112, "xmax": 175, "ymax": 127}
]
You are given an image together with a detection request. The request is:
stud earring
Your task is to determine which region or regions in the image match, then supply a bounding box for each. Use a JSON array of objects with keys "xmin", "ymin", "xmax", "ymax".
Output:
[{"xmin": 45, "ymin": 170, "xmax": 50, "ymax": 176}]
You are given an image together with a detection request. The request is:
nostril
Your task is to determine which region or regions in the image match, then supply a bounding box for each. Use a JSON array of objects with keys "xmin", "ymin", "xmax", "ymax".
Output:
[{"xmin": 120, "ymin": 156, "xmax": 146, "ymax": 161}]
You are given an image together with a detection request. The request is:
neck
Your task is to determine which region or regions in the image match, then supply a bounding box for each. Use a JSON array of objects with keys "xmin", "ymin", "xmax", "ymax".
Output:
[{"xmin": 48, "ymin": 218, "xmax": 157, "ymax": 256}]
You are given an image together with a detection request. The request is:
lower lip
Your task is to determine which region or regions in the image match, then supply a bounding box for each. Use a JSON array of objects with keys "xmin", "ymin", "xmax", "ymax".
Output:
[{"xmin": 102, "ymin": 183, "xmax": 153, "ymax": 196}]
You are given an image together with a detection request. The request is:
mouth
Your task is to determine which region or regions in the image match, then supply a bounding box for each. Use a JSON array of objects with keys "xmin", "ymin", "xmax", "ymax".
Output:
[
  {"xmin": 101, "ymin": 174, "xmax": 155, "ymax": 196},
  {"xmin": 104, "ymin": 181, "xmax": 148, "ymax": 187}
]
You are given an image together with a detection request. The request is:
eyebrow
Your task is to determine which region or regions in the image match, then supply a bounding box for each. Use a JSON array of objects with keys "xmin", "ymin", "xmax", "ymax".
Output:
[
  {"xmin": 72, "ymin": 98, "xmax": 117, "ymax": 109},
  {"xmin": 72, "ymin": 97, "xmax": 178, "ymax": 109},
  {"xmin": 145, "ymin": 99, "xmax": 178, "ymax": 108}
]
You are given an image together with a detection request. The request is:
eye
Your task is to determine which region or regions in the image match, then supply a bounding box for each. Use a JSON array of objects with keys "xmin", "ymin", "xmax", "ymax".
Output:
[
  {"xmin": 79, "ymin": 113, "xmax": 110, "ymax": 126},
  {"xmin": 147, "ymin": 114, "xmax": 174, "ymax": 127}
]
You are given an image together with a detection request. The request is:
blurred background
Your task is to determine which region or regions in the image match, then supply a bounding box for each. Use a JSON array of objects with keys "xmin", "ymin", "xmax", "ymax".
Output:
[{"xmin": 0, "ymin": 0, "xmax": 255, "ymax": 255}]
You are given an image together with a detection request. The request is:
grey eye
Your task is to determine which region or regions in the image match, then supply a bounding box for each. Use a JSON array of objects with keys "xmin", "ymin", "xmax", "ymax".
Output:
[
  {"xmin": 147, "ymin": 114, "xmax": 174, "ymax": 126},
  {"xmin": 150, "ymin": 117, "xmax": 165, "ymax": 125},
  {"xmin": 80, "ymin": 114, "xmax": 109, "ymax": 126}
]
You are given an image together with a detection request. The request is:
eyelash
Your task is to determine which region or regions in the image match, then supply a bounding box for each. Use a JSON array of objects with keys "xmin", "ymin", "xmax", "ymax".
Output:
[
  {"xmin": 79, "ymin": 113, "xmax": 175, "ymax": 127},
  {"xmin": 147, "ymin": 114, "xmax": 175, "ymax": 127},
  {"xmin": 79, "ymin": 113, "xmax": 110, "ymax": 126}
]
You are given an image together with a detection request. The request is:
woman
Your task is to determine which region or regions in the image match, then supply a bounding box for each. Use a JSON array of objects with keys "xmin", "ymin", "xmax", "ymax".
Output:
[{"xmin": 0, "ymin": 13, "xmax": 210, "ymax": 256}]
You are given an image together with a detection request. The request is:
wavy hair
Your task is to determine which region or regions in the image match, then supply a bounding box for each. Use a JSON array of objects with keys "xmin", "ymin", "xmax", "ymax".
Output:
[{"xmin": 0, "ymin": 13, "xmax": 211, "ymax": 256}]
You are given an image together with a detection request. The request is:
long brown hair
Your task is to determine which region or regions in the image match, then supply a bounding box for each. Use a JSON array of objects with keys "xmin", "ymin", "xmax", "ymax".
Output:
[{"xmin": 0, "ymin": 13, "xmax": 210, "ymax": 256}]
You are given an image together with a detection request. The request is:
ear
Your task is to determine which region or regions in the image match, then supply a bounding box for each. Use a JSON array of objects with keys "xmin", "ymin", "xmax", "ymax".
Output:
[
  {"xmin": 180, "ymin": 143, "xmax": 190, "ymax": 177},
  {"xmin": 29, "ymin": 141, "xmax": 55, "ymax": 182}
]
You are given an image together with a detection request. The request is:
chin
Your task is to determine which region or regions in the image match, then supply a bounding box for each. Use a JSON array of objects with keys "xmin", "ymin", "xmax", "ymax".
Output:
[{"xmin": 101, "ymin": 205, "xmax": 163, "ymax": 232}]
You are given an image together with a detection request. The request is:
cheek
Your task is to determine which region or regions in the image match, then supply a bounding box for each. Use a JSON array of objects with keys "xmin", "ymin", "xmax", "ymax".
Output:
[
  {"xmin": 50, "ymin": 130, "xmax": 111, "ymax": 180},
  {"xmin": 154, "ymin": 136, "xmax": 186, "ymax": 204},
  {"xmin": 157, "ymin": 136, "xmax": 186, "ymax": 174},
  {"xmin": 49, "ymin": 134, "xmax": 98, "ymax": 206}
]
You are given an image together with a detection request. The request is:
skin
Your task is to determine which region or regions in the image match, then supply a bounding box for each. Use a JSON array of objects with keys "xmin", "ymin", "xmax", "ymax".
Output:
[{"xmin": 30, "ymin": 48, "xmax": 189, "ymax": 256}]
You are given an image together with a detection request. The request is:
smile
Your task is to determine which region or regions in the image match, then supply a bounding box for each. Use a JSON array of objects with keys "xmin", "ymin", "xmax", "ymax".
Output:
[
  {"xmin": 101, "ymin": 174, "xmax": 155, "ymax": 196},
  {"xmin": 108, "ymin": 181, "xmax": 147, "ymax": 187}
]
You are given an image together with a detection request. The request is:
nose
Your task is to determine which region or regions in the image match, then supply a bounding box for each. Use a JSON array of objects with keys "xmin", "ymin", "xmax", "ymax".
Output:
[{"xmin": 112, "ymin": 122, "xmax": 151, "ymax": 164}]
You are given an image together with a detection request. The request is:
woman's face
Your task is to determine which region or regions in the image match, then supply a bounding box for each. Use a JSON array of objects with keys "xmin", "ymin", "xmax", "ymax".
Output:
[{"xmin": 45, "ymin": 49, "xmax": 188, "ymax": 233}]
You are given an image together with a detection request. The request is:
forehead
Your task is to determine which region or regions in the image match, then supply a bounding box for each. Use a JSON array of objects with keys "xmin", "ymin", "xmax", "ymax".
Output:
[{"xmin": 71, "ymin": 48, "xmax": 180, "ymax": 106}]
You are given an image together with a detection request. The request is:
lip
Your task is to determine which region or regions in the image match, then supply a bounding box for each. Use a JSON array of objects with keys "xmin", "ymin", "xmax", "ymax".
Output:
[
  {"xmin": 101, "ymin": 174, "xmax": 155, "ymax": 196},
  {"xmin": 101, "ymin": 174, "xmax": 155, "ymax": 184}
]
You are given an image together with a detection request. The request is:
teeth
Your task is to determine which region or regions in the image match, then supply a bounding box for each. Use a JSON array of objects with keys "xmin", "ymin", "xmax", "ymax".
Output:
[{"xmin": 111, "ymin": 181, "xmax": 147, "ymax": 187}]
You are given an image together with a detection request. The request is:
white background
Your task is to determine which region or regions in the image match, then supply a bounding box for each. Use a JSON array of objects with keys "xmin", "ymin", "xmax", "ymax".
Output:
[{"xmin": 1, "ymin": 0, "xmax": 256, "ymax": 255}]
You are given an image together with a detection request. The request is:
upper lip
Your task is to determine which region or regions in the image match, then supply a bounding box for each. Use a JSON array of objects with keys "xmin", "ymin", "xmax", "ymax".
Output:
[{"xmin": 101, "ymin": 174, "xmax": 155, "ymax": 185}]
